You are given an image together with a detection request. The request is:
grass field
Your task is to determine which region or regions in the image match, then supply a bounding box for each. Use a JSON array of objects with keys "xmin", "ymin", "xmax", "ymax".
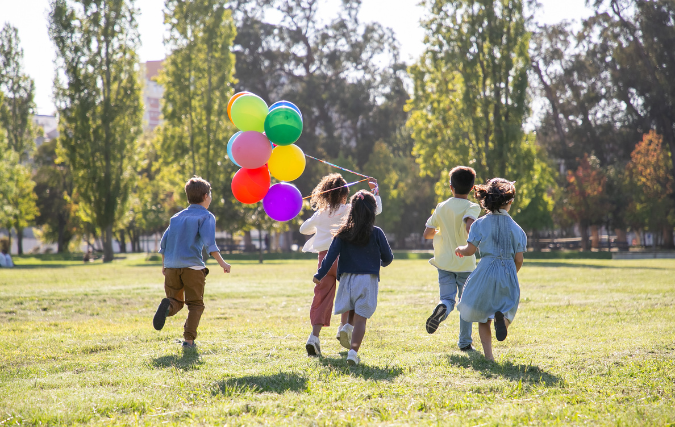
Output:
[{"xmin": 1, "ymin": 254, "xmax": 674, "ymax": 426}]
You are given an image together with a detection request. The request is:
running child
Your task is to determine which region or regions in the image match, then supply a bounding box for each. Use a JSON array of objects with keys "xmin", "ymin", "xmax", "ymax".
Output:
[
  {"xmin": 313, "ymin": 190, "xmax": 393, "ymax": 365},
  {"xmin": 300, "ymin": 173, "xmax": 381, "ymax": 357},
  {"xmin": 423, "ymin": 166, "xmax": 481, "ymax": 351},
  {"xmin": 455, "ymin": 178, "xmax": 526, "ymax": 361},
  {"xmin": 152, "ymin": 176, "xmax": 232, "ymax": 349}
]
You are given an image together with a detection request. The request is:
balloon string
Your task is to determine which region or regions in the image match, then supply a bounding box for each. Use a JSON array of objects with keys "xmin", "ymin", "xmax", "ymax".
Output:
[
  {"xmin": 302, "ymin": 178, "xmax": 370, "ymax": 200},
  {"xmin": 304, "ymin": 154, "xmax": 371, "ymax": 178}
]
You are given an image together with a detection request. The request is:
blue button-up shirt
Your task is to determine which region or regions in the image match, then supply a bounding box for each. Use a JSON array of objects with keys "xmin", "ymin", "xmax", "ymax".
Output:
[{"xmin": 159, "ymin": 205, "xmax": 220, "ymax": 268}]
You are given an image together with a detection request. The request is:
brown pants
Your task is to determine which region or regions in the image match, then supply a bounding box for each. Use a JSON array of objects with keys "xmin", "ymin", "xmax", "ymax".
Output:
[
  {"xmin": 310, "ymin": 251, "xmax": 339, "ymax": 326},
  {"xmin": 164, "ymin": 268, "xmax": 208, "ymax": 341}
]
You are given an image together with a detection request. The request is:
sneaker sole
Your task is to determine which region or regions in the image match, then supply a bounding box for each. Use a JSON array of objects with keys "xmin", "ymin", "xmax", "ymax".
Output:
[
  {"xmin": 339, "ymin": 330, "xmax": 351, "ymax": 349},
  {"xmin": 153, "ymin": 298, "xmax": 171, "ymax": 331},
  {"xmin": 425, "ymin": 304, "xmax": 448, "ymax": 334},
  {"xmin": 495, "ymin": 311, "xmax": 508, "ymax": 341},
  {"xmin": 347, "ymin": 358, "xmax": 358, "ymax": 366},
  {"xmin": 305, "ymin": 343, "xmax": 320, "ymax": 357}
]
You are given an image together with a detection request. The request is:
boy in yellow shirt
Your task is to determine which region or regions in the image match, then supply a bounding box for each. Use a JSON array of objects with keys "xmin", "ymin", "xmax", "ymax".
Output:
[{"xmin": 423, "ymin": 166, "xmax": 480, "ymax": 351}]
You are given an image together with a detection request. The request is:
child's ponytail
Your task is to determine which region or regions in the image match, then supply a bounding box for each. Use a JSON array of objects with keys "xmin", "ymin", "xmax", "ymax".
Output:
[
  {"xmin": 334, "ymin": 190, "xmax": 377, "ymax": 246},
  {"xmin": 474, "ymin": 178, "xmax": 516, "ymax": 213}
]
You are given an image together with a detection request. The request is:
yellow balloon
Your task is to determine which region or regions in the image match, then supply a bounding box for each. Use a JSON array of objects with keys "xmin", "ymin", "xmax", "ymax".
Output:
[{"xmin": 268, "ymin": 144, "xmax": 306, "ymax": 182}]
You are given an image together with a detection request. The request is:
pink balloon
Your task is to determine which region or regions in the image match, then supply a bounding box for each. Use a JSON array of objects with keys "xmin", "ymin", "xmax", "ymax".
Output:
[{"xmin": 230, "ymin": 131, "xmax": 272, "ymax": 169}]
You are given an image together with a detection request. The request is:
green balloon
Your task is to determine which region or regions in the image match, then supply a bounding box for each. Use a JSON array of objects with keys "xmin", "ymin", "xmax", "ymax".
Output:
[
  {"xmin": 264, "ymin": 106, "xmax": 303, "ymax": 146},
  {"xmin": 231, "ymin": 95, "xmax": 268, "ymax": 132}
]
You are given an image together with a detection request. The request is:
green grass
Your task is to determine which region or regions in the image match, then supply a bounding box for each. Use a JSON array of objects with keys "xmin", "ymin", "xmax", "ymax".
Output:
[{"xmin": 1, "ymin": 255, "xmax": 674, "ymax": 426}]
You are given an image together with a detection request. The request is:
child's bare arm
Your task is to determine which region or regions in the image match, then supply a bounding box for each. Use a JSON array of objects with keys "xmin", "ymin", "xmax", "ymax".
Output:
[
  {"xmin": 210, "ymin": 251, "xmax": 231, "ymax": 273},
  {"xmin": 455, "ymin": 242, "xmax": 477, "ymax": 258},
  {"xmin": 465, "ymin": 218, "xmax": 475, "ymax": 234},
  {"xmin": 423, "ymin": 227, "xmax": 437, "ymax": 239},
  {"xmin": 515, "ymin": 252, "xmax": 524, "ymax": 272}
]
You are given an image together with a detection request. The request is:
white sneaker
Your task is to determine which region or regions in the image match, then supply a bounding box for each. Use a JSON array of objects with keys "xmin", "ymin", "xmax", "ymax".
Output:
[
  {"xmin": 339, "ymin": 323, "xmax": 353, "ymax": 349},
  {"xmin": 347, "ymin": 349, "xmax": 360, "ymax": 366},
  {"xmin": 305, "ymin": 334, "xmax": 321, "ymax": 357},
  {"xmin": 336, "ymin": 323, "xmax": 344, "ymax": 341}
]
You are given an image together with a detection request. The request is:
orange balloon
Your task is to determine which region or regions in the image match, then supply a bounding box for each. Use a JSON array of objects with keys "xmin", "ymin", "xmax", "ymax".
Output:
[{"xmin": 228, "ymin": 92, "xmax": 250, "ymax": 124}]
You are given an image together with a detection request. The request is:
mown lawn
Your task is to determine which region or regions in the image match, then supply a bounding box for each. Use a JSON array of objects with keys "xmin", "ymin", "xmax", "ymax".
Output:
[{"xmin": 1, "ymin": 254, "xmax": 674, "ymax": 426}]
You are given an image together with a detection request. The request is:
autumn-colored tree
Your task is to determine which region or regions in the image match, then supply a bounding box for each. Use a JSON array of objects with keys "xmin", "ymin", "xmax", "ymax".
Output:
[
  {"xmin": 562, "ymin": 154, "xmax": 608, "ymax": 250},
  {"xmin": 626, "ymin": 131, "xmax": 675, "ymax": 248}
]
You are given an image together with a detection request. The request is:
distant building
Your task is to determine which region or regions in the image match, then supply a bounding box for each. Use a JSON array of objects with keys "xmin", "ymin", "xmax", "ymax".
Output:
[
  {"xmin": 142, "ymin": 60, "xmax": 164, "ymax": 132},
  {"xmin": 33, "ymin": 115, "xmax": 59, "ymax": 148}
]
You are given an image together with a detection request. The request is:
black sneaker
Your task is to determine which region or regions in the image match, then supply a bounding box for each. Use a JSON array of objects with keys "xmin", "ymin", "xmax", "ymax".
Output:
[
  {"xmin": 153, "ymin": 298, "xmax": 171, "ymax": 331},
  {"xmin": 425, "ymin": 303, "xmax": 448, "ymax": 334},
  {"xmin": 494, "ymin": 311, "xmax": 508, "ymax": 341},
  {"xmin": 460, "ymin": 345, "xmax": 475, "ymax": 352}
]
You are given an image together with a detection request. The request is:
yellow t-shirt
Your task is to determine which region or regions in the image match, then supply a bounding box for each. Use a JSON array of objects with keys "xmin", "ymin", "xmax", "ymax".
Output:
[{"xmin": 426, "ymin": 197, "xmax": 481, "ymax": 272}]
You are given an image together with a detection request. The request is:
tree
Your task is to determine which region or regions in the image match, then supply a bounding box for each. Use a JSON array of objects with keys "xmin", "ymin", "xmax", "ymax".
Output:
[
  {"xmin": 49, "ymin": 0, "xmax": 143, "ymax": 262},
  {"xmin": 33, "ymin": 139, "xmax": 79, "ymax": 253},
  {"xmin": 561, "ymin": 154, "xmax": 608, "ymax": 251},
  {"xmin": 626, "ymin": 131, "xmax": 675, "ymax": 248},
  {"xmin": 590, "ymin": 0, "xmax": 675, "ymax": 203},
  {"xmin": 408, "ymin": 0, "xmax": 554, "ymax": 228},
  {"xmin": 0, "ymin": 23, "xmax": 36, "ymax": 162}
]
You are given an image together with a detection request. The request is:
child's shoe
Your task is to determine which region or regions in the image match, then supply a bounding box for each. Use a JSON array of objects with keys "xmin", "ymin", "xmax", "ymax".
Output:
[
  {"xmin": 182, "ymin": 341, "xmax": 197, "ymax": 349},
  {"xmin": 494, "ymin": 311, "xmax": 508, "ymax": 341},
  {"xmin": 346, "ymin": 349, "xmax": 360, "ymax": 366},
  {"xmin": 306, "ymin": 334, "xmax": 322, "ymax": 357},
  {"xmin": 339, "ymin": 324, "xmax": 353, "ymax": 349},
  {"xmin": 153, "ymin": 298, "xmax": 171, "ymax": 330},
  {"xmin": 425, "ymin": 303, "xmax": 447, "ymax": 334},
  {"xmin": 336, "ymin": 323, "xmax": 344, "ymax": 342}
]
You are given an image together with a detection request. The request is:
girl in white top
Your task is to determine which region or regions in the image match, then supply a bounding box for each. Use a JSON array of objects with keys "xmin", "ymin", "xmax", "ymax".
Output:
[{"xmin": 301, "ymin": 173, "xmax": 382, "ymax": 357}]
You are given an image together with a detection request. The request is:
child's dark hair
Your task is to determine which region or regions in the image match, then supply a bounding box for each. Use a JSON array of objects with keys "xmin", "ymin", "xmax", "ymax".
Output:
[
  {"xmin": 310, "ymin": 173, "xmax": 349, "ymax": 214},
  {"xmin": 474, "ymin": 178, "xmax": 516, "ymax": 213},
  {"xmin": 449, "ymin": 166, "xmax": 476, "ymax": 195},
  {"xmin": 185, "ymin": 176, "xmax": 211, "ymax": 204},
  {"xmin": 334, "ymin": 190, "xmax": 377, "ymax": 246}
]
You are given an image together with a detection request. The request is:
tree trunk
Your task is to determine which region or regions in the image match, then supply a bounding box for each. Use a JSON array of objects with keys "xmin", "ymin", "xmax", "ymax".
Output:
[
  {"xmin": 16, "ymin": 227, "xmax": 23, "ymax": 255},
  {"xmin": 243, "ymin": 231, "xmax": 252, "ymax": 252},
  {"xmin": 103, "ymin": 224, "xmax": 114, "ymax": 262},
  {"xmin": 590, "ymin": 225, "xmax": 600, "ymax": 250},
  {"xmin": 579, "ymin": 223, "xmax": 589, "ymax": 251},
  {"xmin": 664, "ymin": 225, "xmax": 674, "ymax": 249},
  {"xmin": 118, "ymin": 230, "xmax": 127, "ymax": 253},
  {"xmin": 258, "ymin": 228, "xmax": 264, "ymax": 264},
  {"xmin": 57, "ymin": 216, "xmax": 66, "ymax": 253},
  {"xmin": 615, "ymin": 228, "xmax": 628, "ymax": 252}
]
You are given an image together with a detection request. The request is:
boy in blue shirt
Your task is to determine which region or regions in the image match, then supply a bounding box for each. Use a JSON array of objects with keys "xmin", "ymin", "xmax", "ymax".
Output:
[{"xmin": 153, "ymin": 176, "xmax": 231, "ymax": 348}]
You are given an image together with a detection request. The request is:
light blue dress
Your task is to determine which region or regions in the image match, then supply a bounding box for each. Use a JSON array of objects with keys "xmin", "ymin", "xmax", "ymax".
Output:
[{"xmin": 457, "ymin": 209, "xmax": 527, "ymax": 323}]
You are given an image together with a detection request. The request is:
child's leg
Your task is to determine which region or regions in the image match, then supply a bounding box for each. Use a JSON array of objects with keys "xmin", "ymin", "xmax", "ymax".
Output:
[
  {"xmin": 478, "ymin": 321, "xmax": 493, "ymax": 361},
  {"xmin": 456, "ymin": 272, "xmax": 473, "ymax": 348},
  {"xmin": 341, "ymin": 311, "xmax": 349, "ymax": 326},
  {"xmin": 310, "ymin": 252, "xmax": 339, "ymax": 337},
  {"xmin": 350, "ymin": 313, "xmax": 367, "ymax": 352},
  {"xmin": 347, "ymin": 310, "xmax": 355, "ymax": 325},
  {"xmin": 164, "ymin": 268, "xmax": 185, "ymax": 316},
  {"xmin": 181, "ymin": 269, "xmax": 206, "ymax": 344}
]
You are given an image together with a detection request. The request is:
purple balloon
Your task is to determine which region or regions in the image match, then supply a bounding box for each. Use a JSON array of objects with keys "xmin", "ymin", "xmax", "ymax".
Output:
[{"xmin": 263, "ymin": 183, "xmax": 303, "ymax": 222}]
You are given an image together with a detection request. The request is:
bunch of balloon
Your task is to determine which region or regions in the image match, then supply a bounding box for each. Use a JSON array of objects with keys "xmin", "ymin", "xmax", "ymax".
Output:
[{"xmin": 226, "ymin": 93, "xmax": 306, "ymax": 222}]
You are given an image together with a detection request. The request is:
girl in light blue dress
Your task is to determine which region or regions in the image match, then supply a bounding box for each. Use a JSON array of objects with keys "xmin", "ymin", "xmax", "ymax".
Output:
[{"xmin": 455, "ymin": 178, "xmax": 526, "ymax": 361}]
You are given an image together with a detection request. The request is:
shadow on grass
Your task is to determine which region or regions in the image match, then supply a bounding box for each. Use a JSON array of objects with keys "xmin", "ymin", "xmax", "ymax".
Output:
[
  {"xmin": 151, "ymin": 351, "xmax": 203, "ymax": 370},
  {"xmin": 526, "ymin": 261, "xmax": 665, "ymax": 270},
  {"xmin": 447, "ymin": 353, "xmax": 562, "ymax": 386},
  {"xmin": 318, "ymin": 355, "xmax": 403, "ymax": 381},
  {"xmin": 212, "ymin": 372, "xmax": 308, "ymax": 395}
]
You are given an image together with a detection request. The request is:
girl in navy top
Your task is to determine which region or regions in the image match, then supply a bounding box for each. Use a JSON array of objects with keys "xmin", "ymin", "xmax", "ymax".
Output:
[{"xmin": 314, "ymin": 190, "xmax": 393, "ymax": 365}]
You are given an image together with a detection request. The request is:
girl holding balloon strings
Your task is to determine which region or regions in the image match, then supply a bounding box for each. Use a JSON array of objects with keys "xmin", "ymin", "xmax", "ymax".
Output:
[
  {"xmin": 313, "ymin": 190, "xmax": 393, "ymax": 366},
  {"xmin": 301, "ymin": 174, "xmax": 382, "ymax": 357}
]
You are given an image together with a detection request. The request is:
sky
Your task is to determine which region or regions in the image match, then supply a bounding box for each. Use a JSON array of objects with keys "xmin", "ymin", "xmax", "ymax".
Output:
[{"xmin": 1, "ymin": 0, "xmax": 595, "ymax": 115}]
